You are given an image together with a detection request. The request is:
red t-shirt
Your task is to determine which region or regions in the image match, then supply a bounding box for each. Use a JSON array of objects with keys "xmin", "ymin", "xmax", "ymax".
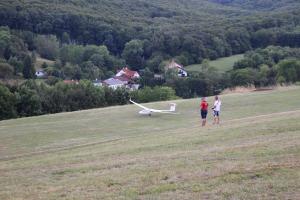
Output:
[{"xmin": 200, "ymin": 101, "xmax": 208, "ymax": 111}]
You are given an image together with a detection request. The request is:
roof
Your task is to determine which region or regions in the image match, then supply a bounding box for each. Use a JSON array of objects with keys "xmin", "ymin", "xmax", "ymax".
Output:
[
  {"xmin": 166, "ymin": 60, "xmax": 184, "ymax": 69},
  {"xmin": 103, "ymin": 78, "xmax": 126, "ymax": 85},
  {"xmin": 154, "ymin": 74, "xmax": 164, "ymax": 78},
  {"xmin": 116, "ymin": 67, "xmax": 139, "ymax": 79},
  {"xmin": 114, "ymin": 75, "xmax": 131, "ymax": 82}
]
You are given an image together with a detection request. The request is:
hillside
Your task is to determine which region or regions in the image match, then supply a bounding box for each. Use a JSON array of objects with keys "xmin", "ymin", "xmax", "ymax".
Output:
[
  {"xmin": 1, "ymin": 86, "xmax": 300, "ymax": 199},
  {"xmin": 186, "ymin": 54, "xmax": 244, "ymax": 73},
  {"xmin": 210, "ymin": 0, "xmax": 300, "ymax": 10},
  {"xmin": 1, "ymin": 0, "xmax": 299, "ymax": 60}
]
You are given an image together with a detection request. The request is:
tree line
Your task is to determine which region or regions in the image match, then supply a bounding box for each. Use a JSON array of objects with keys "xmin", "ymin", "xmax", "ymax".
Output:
[
  {"xmin": 228, "ymin": 46, "xmax": 300, "ymax": 87},
  {"xmin": 0, "ymin": 80, "xmax": 177, "ymax": 120}
]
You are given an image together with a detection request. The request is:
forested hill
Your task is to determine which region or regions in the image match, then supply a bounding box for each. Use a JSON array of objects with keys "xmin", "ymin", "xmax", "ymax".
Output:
[
  {"xmin": 0, "ymin": 0, "xmax": 300, "ymax": 65},
  {"xmin": 210, "ymin": 0, "xmax": 300, "ymax": 11}
]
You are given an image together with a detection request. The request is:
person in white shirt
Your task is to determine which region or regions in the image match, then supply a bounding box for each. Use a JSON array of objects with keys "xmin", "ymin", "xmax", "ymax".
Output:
[{"xmin": 212, "ymin": 95, "xmax": 221, "ymax": 125}]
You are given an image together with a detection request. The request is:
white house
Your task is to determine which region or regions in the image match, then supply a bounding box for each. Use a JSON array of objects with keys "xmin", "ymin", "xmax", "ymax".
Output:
[
  {"xmin": 35, "ymin": 70, "xmax": 46, "ymax": 78},
  {"xmin": 178, "ymin": 68, "xmax": 188, "ymax": 77},
  {"xmin": 165, "ymin": 60, "xmax": 188, "ymax": 77},
  {"xmin": 154, "ymin": 74, "xmax": 164, "ymax": 79},
  {"xmin": 129, "ymin": 84, "xmax": 140, "ymax": 91},
  {"xmin": 101, "ymin": 67, "xmax": 141, "ymax": 90},
  {"xmin": 93, "ymin": 79, "xmax": 102, "ymax": 87},
  {"xmin": 102, "ymin": 78, "xmax": 127, "ymax": 90},
  {"xmin": 114, "ymin": 67, "xmax": 140, "ymax": 90}
]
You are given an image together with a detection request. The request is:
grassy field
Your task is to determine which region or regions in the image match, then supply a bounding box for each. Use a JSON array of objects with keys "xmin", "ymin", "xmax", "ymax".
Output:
[
  {"xmin": 34, "ymin": 56, "xmax": 55, "ymax": 70},
  {"xmin": 1, "ymin": 86, "xmax": 300, "ymax": 199},
  {"xmin": 186, "ymin": 54, "xmax": 244, "ymax": 73}
]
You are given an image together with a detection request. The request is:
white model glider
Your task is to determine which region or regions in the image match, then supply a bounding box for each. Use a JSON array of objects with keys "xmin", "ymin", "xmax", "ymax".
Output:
[{"xmin": 129, "ymin": 99, "xmax": 177, "ymax": 116}]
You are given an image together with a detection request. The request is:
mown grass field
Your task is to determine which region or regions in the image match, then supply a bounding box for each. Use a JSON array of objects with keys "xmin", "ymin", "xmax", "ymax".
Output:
[
  {"xmin": 0, "ymin": 86, "xmax": 300, "ymax": 199},
  {"xmin": 186, "ymin": 54, "xmax": 244, "ymax": 73},
  {"xmin": 34, "ymin": 56, "xmax": 55, "ymax": 70}
]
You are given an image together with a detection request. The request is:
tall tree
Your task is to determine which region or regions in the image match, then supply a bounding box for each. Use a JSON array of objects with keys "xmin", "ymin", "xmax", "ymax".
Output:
[
  {"xmin": 35, "ymin": 35, "xmax": 59, "ymax": 60},
  {"xmin": 22, "ymin": 55, "xmax": 35, "ymax": 79},
  {"xmin": 0, "ymin": 85, "xmax": 17, "ymax": 120},
  {"xmin": 122, "ymin": 40, "xmax": 144, "ymax": 70}
]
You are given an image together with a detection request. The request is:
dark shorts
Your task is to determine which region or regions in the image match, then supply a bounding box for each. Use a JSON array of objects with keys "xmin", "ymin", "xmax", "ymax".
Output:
[
  {"xmin": 201, "ymin": 110, "xmax": 208, "ymax": 119},
  {"xmin": 213, "ymin": 110, "xmax": 220, "ymax": 117}
]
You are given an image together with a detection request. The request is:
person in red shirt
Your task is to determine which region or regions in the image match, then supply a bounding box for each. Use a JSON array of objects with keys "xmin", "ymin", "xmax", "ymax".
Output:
[{"xmin": 200, "ymin": 97, "xmax": 208, "ymax": 126}]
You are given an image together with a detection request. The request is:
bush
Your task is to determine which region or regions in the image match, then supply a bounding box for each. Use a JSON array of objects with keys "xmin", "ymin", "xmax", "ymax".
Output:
[
  {"xmin": 0, "ymin": 84, "xmax": 17, "ymax": 120},
  {"xmin": 8, "ymin": 57, "xmax": 23, "ymax": 75},
  {"xmin": 15, "ymin": 85, "xmax": 42, "ymax": 117},
  {"xmin": 22, "ymin": 55, "xmax": 35, "ymax": 79},
  {"xmin": 35, "ymin": 35, "xmax": 59, "ymax": 60},
  {"xmin": 0, "ymin": 62, "xmax": 14, "ymax": 78},
  {"xmin": 276, "ymin": 59, "xmax": 300, "ymax": 83},
  {"xmin": 230, "ymin": 68, "xmax": 256, "ymax": 87}
]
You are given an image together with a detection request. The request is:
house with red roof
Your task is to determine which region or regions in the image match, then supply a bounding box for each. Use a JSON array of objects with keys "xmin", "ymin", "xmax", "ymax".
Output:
[
  {"xmin": 102, "ymin": 67, "xmax": 140, "ymax": 90},
  {"xmin": 165, "ymin": 60, "xmax": 188, "ymax": 77},
  {"xmin": 115, "ymin": 67, "xmax": 140, "ymax": 79}
]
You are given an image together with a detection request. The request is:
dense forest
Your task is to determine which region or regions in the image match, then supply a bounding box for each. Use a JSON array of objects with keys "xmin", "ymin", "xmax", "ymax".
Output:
[
  {"xmin": 0, "ymin": 0, "xmax": 300, "ymax": 66},
  {"xmin": 0, "ymin": 0, "xmax": 300, "ymax": 120}
]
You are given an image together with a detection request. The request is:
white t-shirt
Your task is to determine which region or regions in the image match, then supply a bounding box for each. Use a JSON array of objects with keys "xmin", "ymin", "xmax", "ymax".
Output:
[{"xmin": 214, "ymin": 100, "xmax": 221, "ymax": 112}]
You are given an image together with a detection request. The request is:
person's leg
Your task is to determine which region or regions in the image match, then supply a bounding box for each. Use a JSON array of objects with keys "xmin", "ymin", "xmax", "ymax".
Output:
[
  {"xmin": 201, "ymin": 110, "xmax": 206, "ymax": 126},
  {"xmin": 213, "ymin": 111, "xmax": 217, "ymax": 124},
  {"xmin": 214, "ymin": 111, "xmax": 220, "ymax": 124},
  {"xmin": 203, "ymin": 111, "xmax": 207, "ymax": 126},
  {"xmin": 213, "ymin": 111, "xmax": 216, "ymax": 125},
  {"xmin": 216, "ymin": 112, "xmax": 220, "ymax": 124}
]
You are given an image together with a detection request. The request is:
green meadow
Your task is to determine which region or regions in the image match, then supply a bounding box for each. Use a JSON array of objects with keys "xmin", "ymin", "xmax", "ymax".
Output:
[
  {"xmin": 186, "ymin": 54, "xmax": 244, "ymax": 73},
  {"xmin": 0, "ymin": 86, "xmax": 300, "ymax": 199}
]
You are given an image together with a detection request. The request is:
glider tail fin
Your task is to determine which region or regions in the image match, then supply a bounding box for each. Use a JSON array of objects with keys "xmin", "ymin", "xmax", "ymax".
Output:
[{"xmin": 169, "ymin": 103, "xmax": 176, "ymax": 112}]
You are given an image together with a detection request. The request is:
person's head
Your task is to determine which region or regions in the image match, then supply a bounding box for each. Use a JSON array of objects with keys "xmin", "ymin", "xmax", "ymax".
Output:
[
  {"xmin": 202, "ymin": 97, "xmax": 206, "ymax": 101},
  {"xmin": 215, "ymin": 95, "xmax": 219, "ymax": 101}
]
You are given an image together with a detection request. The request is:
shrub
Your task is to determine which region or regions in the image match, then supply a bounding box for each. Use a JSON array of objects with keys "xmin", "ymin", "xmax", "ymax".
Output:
[
  {"xmin": 0, "ymin": 84, "xmax": 17, "ymax": 120},
  {"xmin": 276, "ymin": 59, "xmax": 300, "ymax": 83},
  {"xmin": 0, "ymin": 62, "xmax": 14, "ymax": 78}
]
